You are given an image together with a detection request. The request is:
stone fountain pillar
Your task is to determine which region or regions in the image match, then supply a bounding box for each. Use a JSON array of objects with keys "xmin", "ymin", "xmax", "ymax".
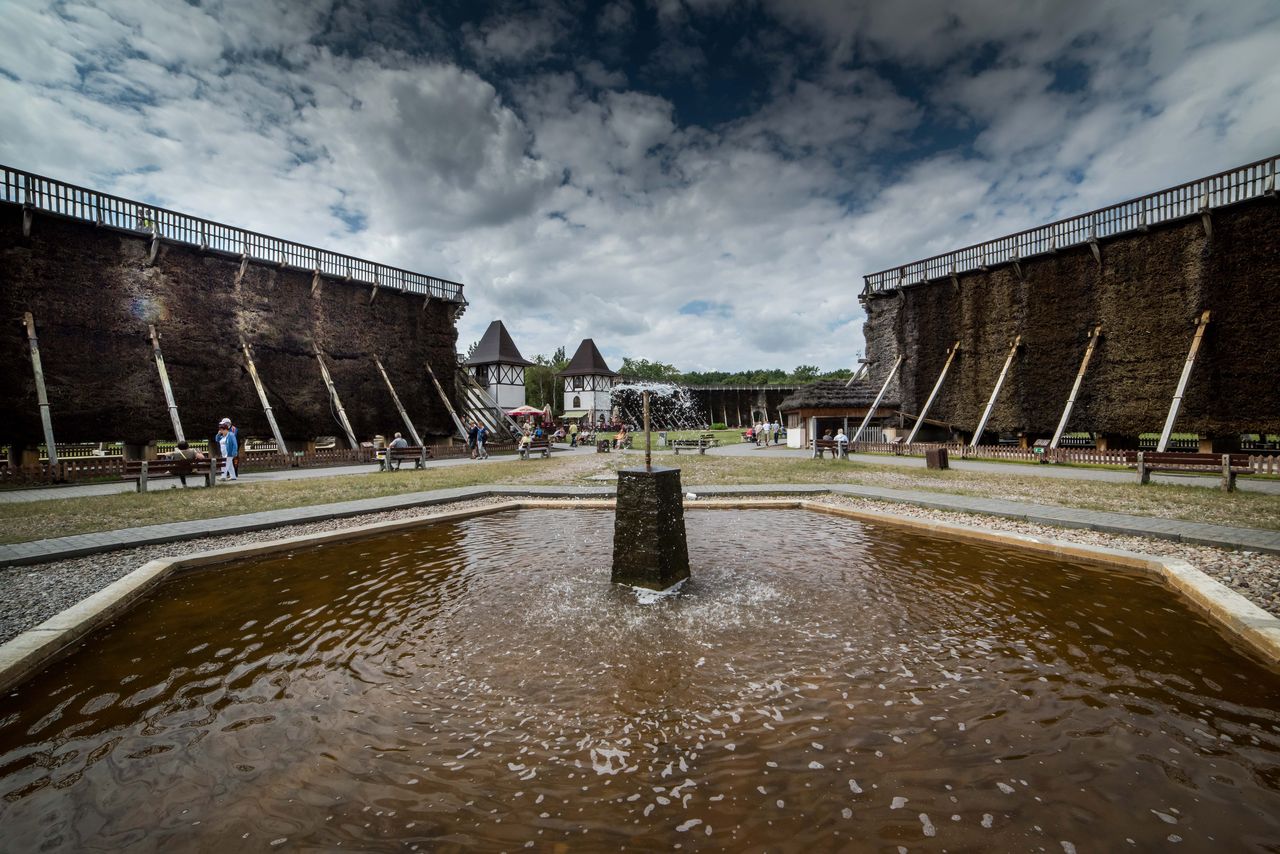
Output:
[{"xmin": 611, "ymin": 465, "xmax": 690, "ymax": 590}]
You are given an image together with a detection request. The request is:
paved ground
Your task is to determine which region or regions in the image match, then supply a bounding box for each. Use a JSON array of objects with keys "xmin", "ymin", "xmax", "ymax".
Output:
[
  {"xmin": 3, "ymin": 442, "xmax": 1276, "ymax": 504},
  {"xmin": 708, "ymin": 441, "xmax": 1280, "ymax": 494},
  {"xmin": 2, "ymin": 480, "xmax": 1277, "ymax": 568}
]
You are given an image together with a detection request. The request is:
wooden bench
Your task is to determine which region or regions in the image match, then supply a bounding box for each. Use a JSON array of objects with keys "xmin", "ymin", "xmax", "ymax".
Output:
[
  {"xmin": 671, "ymin": 438, "xmax": 713, "ymax": 455},
  {"xmin": 379, "ymin": 445, "xmax": 432, "ymax": 471},
  {"xmin": 812, "ymin": 439, "xmax": 848, "ymax": 459},
  {"xmin": 519, "ymin": 437, "xmax": 552, "ymax": 460},
  {"xmin": 1126, "ymin": 451, "xmax": 1252, "ymax": 492},
  {"xmin": 122, "ymin": 457, "xmax": 216, "ymax": 492}
]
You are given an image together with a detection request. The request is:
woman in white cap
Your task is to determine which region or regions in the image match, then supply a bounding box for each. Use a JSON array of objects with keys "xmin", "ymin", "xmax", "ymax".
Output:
[{"xmin": 217, "ymin": 418, "xmax": 239, "ymax": 480}]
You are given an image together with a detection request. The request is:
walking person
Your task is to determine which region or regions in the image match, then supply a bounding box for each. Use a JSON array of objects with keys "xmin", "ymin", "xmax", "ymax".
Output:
[
  {"xmin": 217, "ymin": 420, "xmax": 238, "ymax": 480},
  {"xmin": 467, "ymin": 421, "xmax": 479, "ymax": 459},
  {"xmin": 476, "ymin": 423, "xmax": 489, "ymax": 459}
]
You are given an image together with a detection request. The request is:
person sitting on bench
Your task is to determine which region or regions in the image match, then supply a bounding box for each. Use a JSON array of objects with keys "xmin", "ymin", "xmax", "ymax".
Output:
[
  {"xmin": 167, "ymin": 440, "xmax": 203, "ymax": 487},
  {"xmin": 387, "ymin": 432, "xmax": 409, "ymax": 470}
]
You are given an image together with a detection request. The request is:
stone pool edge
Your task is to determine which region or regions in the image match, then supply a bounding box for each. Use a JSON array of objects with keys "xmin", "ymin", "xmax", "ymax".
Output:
[{"xmin": 1, "ymin": 498, "xmax": 1277, "ymax": 695}]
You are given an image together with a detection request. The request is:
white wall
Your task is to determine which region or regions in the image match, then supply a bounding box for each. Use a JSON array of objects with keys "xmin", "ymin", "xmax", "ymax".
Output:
[{"xmin": 493, "ymin": 382, "xmax": 525, "ymax": 409}]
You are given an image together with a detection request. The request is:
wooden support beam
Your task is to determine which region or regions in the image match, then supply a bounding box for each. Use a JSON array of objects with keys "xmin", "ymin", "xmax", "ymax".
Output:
[
  {"xmin": 906, "ymin": 342, "xmax": 959, "ymax": 444},
  {"xmin": 1157, "ymin": 310, "xmax": 1211, "ymax": 452},
  {"xmin": 314, "ymin": 344, "xmax": 359, "ymax": 449},
  {"xmin": 23, "ymin": 312, "xmax": 58, "ymax": 465},
  {"xmin": 374, "ymin": 356, "xmax": 423, "ymax": 447},
  {"xmin": 310, "ymin": 268, "xmax": 322, "ymax": 298},
  {"xmin": 239, "ymin": 337, "xmax": 289, "ymax": 456},
  {"xmin": 970, "ymin": 336, "xmax": 1021, "ymax": 447},
  {"xmin": 424, "ymin": 361, "xmax": 469, "ymax": 439},
  {"xmin": 1049, "ymin": 325, "xmax": 1102, "ymax": 449},
  {"xmin": 149, "ymin": 325, "xmax": 185, "ymax": 443},
  {"xmin": 234, "ymin": 253, "xmax": 248, "ymax": 285},
  {"xmin": 851, "ymin": 353, "xmax": 903, "ymax": 442}
]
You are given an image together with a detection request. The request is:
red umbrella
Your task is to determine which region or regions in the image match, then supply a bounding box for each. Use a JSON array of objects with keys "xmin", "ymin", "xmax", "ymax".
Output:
[{"xmin": 505, "ymin": 405, "xmax": 544, "ymax": 416}]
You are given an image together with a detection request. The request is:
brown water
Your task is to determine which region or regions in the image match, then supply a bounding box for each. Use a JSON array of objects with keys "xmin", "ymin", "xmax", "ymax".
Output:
[{"xmin": 1, "ymin": 509, "xmax": 1279, "ymax": 852}]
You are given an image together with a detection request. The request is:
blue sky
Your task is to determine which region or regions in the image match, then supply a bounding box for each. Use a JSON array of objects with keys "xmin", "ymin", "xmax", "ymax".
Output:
[{"xmin": 2, "ymin": 0, "xmax": 1278, "ymax": 371}]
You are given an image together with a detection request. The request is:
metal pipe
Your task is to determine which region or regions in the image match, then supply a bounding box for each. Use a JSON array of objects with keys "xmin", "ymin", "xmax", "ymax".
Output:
[
  {"xmin": 644, "ymin": 390, "xmax": 651, "ymax": 470},
  {"xmin": 23, "ymin": 312, "xmax": 58, "ymax": 466},
  {"xmin": 1157, "ymin": 311, "xmax": 1211, "ymax": 452},
  {"xmin": 906, "ymin": 341, "xmax": 959, "ymax": 444},
  {"xmin": 314, "ymin": 344, "xmax": 359, "ymax": 449},
  {"xmin": 149, "ymin": 325, "xmax": 185, "ymax": 443},
  {"xmin": 374, "ymin": 357, "xmax": 423, "ymax": 446},
  {"xmin": 850, "ymin": 354, "xmax": 903, "ymax": 442},
  {"xmin": 239, "ymin": 337, "xmax": 289, "ymax": 455},
  {"xmin": 1049, "ymin": 326, "xmax": 1102, "ymax": 449},
  {"xmin": 970, "ymin": 336, "xmax": 1021, "ymax": 447}
]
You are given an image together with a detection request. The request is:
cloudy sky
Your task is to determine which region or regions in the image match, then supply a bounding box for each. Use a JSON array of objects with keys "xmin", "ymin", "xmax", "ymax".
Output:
[{"xmin": 3, "ymin": 1, "xmax": 1278, "ymax": 371}]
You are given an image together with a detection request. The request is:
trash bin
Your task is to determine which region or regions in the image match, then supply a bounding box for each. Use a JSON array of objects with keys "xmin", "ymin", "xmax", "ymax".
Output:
[
  {"xmin": 658, "ymin": 431, "xmax": 667, "ymax": 448},
  {"xmin": 596, "ymin": 440, "xmax": 611, "ymax": 454},
  {"xmin": 925, "ymin": 448, "xmax": 949, "ymax": 470}
]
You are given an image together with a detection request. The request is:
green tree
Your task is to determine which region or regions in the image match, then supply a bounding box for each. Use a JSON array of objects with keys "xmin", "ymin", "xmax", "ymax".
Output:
[
  {"xmin": 790, "ymin": 364, "xmax": 821, "ymax": 382},
  {"xmin": 526, "ymin": 347, "xmax": 569, "ymax": 413},
  {"xmin": 620, "ymin": 357, "xmax": 681, "ymax": 381}
]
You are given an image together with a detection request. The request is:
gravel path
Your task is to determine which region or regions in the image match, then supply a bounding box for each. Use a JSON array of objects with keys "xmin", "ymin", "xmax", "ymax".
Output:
[{"xmin": 1, "ymin": 495, "xmax": 1276, "ymax": 646}]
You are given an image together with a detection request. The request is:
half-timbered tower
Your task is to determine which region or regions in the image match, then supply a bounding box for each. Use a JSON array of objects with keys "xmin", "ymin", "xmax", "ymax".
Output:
[
  {"xmin": 557, "ymin": 339, "xmax": 617, "ymax": 424},
  {"xmin": 465, "ymin": 320, "xmax": 532, "ymax": 411}
]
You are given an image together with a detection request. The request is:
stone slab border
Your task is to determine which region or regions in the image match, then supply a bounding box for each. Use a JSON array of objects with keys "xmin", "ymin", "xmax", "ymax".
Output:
[{"xmin": 2, "ymin": 498, "xmax": 1277, "ymax": 696}]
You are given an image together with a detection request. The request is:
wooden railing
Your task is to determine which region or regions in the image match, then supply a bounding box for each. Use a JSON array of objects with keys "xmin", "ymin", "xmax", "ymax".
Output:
[
  {"xmin": 1, "ymin": 165, "xmax": 466, "ymax": 304},
  {"xmin": 845, "ymin": 441, "xmax": 1279, "ymax": 475},
  {"xmin": 862, "ymin": 154, "xmax": 1279, "ymax": 295}
]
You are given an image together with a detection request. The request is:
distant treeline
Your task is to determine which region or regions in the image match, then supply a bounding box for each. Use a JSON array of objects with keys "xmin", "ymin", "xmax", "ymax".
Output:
[{"xmin": 517, "ymin": 350, "xmax": 852, "ymax": 411}]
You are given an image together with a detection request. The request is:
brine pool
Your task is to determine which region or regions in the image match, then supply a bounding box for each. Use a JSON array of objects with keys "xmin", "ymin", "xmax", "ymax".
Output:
[{"xmin": 1, "ymin": 509, "xmax": 1278, "ymax": 851}]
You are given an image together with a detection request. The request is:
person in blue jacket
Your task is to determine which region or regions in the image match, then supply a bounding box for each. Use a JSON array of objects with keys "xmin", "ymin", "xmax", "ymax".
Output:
[{"xmin": 217, "ymin": 418, "xmax": 239, "ymax": 480}]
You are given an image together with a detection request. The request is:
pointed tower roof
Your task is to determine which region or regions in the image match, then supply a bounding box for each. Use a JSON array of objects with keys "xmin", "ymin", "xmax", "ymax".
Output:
[
  {"xmin": 465, "ymin": 320, "xmax": 533, "ymax": 367},
  {"xmin": 557, "ymin": 338, "xmax": 618, "ymax": 377}
]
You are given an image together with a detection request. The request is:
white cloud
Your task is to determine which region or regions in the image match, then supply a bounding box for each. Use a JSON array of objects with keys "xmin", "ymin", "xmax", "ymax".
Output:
[{"xmin": 3, "ymin": 0, "xmax": 1278, "ymax": 376}]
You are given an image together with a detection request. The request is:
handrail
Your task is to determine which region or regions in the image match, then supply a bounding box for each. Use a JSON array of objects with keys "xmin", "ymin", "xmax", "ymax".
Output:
[
  {"xmin": 862, "ymin": 154, "xmax": 1279, "ymax": 296},
  {"xmin": 1, "ymin": 165, "xmax": 467, "ymax": 304}
]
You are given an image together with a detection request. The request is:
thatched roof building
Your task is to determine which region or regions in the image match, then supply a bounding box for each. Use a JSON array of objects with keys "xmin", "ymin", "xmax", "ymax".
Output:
[
  {"xmin": 778, "ymin": 380, "xmax": 901, "ymax": 447},
  {"xmin": 778, "ymin": 380, "xmax": 896, "ymax": 412}
]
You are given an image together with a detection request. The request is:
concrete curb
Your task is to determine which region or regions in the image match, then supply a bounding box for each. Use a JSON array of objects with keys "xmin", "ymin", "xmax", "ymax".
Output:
[{"xmin": 2, "ymin": 498, "xmax": 1276, "ymax": 695}]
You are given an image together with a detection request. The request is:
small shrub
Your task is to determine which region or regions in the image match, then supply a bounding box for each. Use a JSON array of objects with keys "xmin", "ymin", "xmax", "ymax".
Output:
[{"xmin": 710, "ymin": 422, "xmax": 727, "ymax": 431}]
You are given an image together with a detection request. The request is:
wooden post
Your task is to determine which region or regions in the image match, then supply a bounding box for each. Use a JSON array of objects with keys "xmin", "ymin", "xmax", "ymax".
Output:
[
  {"xmin": 149, "ymin": 325, "xmax": 185, "ymax": 443},
  {"xmin": 138, "ymin": 460, "xmax": 149, "ymax": 493},
  {"xmin": 1050, "ymin": 325, "xmax": 1102, "ymax": 449},
  {"xmin": 1137, "ymin": 451, "xmax": 1149, "ymax": 485},
  {"xmin": 1221, "ymin": 456, "xmax": 1235, "ymax": 493},
  {"xmin": 374, "ymin": 357, "xmax": 423, "ymax": 447},
  {"xmin": 1157, "ymin": 310, "xmax": 1211, "ymax": 452},
  {"xmin": 23, "ymin": 313, "xmax": 58, "ymax": 466},
  {"xmin": 970, "ymin": 336, "xmax": 1021, "ymax": 448},
  {"xmin": 239, "ymin": 337, "xmax": 289, "ymax": 456},
  {"xmin": 906, "ymin": 341, "xmax": 959, "ymax": 444},
  {"xmin": 314, "ymin": 344, "xmax": 359, "ymax": 449},
  {"xmin": 424, "ymin": 361, "xmax": 469, "ymax": 439},
  {"xmin": 851, "ymin": 353, "xmax": 903, "ymax": 442}
]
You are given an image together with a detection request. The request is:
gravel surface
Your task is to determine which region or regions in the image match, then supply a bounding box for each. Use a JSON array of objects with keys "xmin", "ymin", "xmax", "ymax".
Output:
[{"xmin": 1, "ymin": 495, "xmax": 1276, "ymax": 647}]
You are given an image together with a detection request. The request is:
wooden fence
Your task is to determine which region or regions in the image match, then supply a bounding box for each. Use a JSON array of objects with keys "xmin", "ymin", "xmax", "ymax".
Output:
[
  {"xmin": 0, "ymin": 440, "xmax": 478, "ymax": 486},
  {"xmin": 845, "ymin": 441, "xmax": 1280, "ymax": 474}
]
